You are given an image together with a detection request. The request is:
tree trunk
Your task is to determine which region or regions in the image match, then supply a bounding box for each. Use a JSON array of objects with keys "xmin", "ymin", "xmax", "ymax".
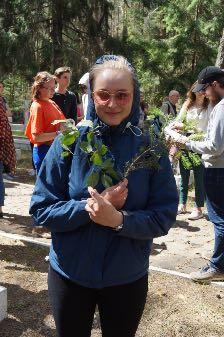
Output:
[
  {"xmin": 51, "ymin": 0, "xmax": 64, "ymax": 69},
  {"xmin": 216, "ymin": 29, "xmax": 224, "ymax": 68},
  {"xmin": 191, "ymin": 2, "xmax": 201, "ymax": 72}
]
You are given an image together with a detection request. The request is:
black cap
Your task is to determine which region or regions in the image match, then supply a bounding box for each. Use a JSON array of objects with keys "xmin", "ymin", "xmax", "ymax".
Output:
[{"xmin": 192, "ymin": 66, "xmax": 224, "ymax": 92}]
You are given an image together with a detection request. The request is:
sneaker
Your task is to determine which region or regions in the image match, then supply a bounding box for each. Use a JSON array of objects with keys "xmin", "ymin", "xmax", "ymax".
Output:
[
  {"xmin": 28, "ymin": 169, "xmax": 36, "ymax": 177},
  {"xmin": 188, "ymin": 209, "xmax": 203, "ymax": 220},
  {"xmin": 190, "ymin": 265, "xmax": 224, "ymax": 283},
  {"xmin": 178, "ymin": 204, "xmax": 187, "ymax": 214}
]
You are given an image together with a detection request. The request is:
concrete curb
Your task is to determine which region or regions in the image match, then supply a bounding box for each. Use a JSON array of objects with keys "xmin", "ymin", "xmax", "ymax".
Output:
[
  {"xmin": 149, "ymin": 265, "xmax": 224, "ymax": 287},
  {"xmin": 3, "ymin": 180, "xmax": 34, "ymax": 188},
  {"xmin": 0, "ymin": 231, "xmax": 50, "ymax": 248},
  {"xmin": 0, "ymin": 230, "xmax": 223, "ymax": 288},
  {"xmin": 0, "ymin": 286, "xmax": 7, "ymax": 322}
]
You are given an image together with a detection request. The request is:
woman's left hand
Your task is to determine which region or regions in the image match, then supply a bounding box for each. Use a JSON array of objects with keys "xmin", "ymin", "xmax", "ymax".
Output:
[{"xmin": 85, "ymin": 187, "xmax": 123, "ymax": 228}]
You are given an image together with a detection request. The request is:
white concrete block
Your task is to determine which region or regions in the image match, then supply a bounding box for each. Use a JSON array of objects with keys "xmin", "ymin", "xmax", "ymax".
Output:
[
  {"xmin": 0, "ymin": 286, "xmax": 7, "ymax": 322},
  {"xmin": 16, "ymin": 149, "xmax": 22, "ymax": 161}
]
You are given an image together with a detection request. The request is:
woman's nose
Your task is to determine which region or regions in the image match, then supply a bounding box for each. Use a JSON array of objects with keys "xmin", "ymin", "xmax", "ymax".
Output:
[{"xmin": 107, "ymin": 95, "xmax": 117, "ymax": 108}]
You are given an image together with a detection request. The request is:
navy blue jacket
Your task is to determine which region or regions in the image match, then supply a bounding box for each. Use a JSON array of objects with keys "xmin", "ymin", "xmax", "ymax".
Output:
[{"xmin": 30, "ymin": 58, "xmax": 178, "ymax": 289}]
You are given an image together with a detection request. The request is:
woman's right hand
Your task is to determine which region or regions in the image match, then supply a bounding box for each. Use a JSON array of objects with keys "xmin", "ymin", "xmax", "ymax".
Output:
[{"xmin": 101, "ymin": 178, "xmax": 128, "ymax": 210}]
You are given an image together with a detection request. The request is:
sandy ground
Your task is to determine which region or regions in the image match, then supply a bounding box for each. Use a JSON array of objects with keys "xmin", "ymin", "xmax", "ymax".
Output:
[{"xmin": 0, "ymin": 235, "xmax": 224, "ymax": 337}]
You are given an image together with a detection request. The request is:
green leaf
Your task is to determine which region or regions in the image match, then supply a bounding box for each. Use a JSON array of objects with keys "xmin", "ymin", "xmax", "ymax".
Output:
[
  {"xmin": 61, "ymin": 144, "xmax": 70, "ymax": 151},
  {"xmin": 95, "ymin": 142, "xmax": 101, "ymax": 151},
  {"xmin": 61, "ymin": 151, "xmax": 70, "ymax": 158},
  {"xmin": 91, "ymin": 152, "xmax": 103, "ymax": 165},
  {"xmin": 80, "ymin": 141, "xmax": 93, "ymax": 153},
  {"xmin": 101, "ymin": 174, "xmax": 113, "ymax": 188},
  {"xmin": 86, "ymin": 171, "xmax": 99, "ymax": 187},
  {"xmin": 87, "ymin": 131, "xmax": 94, "ymax": 143},
  {"xmin": 101, "ymin": 158, "xmax": 113, "ymax": 169},
  {"xmin": 106, "ymin": 167, "xmax": 120, "ymax": 181},
  {"xmin": 100, "ymin": 144, "xmax": 108, "ymax": 155},
  {"xmin": 62, "ymin": 133, "xmax": 77, "ymax": 146},
  {"xmin": 94, "ymin": 142, "xmax": 108, "ymax": 155}
]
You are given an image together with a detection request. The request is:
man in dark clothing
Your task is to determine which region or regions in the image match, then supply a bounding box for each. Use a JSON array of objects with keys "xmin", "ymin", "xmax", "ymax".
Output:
[
  {"xmin": 161, "ymin": 90, "xmax": 180, "ymax": 117},
  {"xmin": 53, "ymin": 67, "xmax": 77, "ymax": 123}
]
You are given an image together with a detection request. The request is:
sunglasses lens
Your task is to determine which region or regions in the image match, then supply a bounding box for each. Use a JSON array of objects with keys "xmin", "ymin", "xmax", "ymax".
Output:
[
  {"xmin": 93, "ymin": 90, "xmax": 131, "ymax": 106},
  {"xmin": 94, "ymin": 91, "xmax": 110, "ymax": 104},
  {"xmin": 115, "ymin": 92, "xmax": 130, "ymax": 105}
]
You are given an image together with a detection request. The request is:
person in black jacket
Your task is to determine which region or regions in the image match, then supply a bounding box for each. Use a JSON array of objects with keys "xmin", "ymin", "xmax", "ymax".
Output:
[{"xmin": 53, "ymin": 67, "xmax": 77, "ymax": 123}]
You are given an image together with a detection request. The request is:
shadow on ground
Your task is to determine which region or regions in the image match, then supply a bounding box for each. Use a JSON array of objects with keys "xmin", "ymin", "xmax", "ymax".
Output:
[
  {"xmin": 0, "ymin": 213, "xmax": 33, "ymax": 237},
  {"xmin": 151, "ymin": 242, "xmax": 167, "ymax": 256},
  {"xmin": 0, "ymin": 282, "xmax": 55, "ymax": 337},
  {"xmin": 173, "ymin": 220, "xmax": 201, "ymax": 232},
  {"xmin": 0, "ymin": 241, "xmax": 49, "ymax": 272}
]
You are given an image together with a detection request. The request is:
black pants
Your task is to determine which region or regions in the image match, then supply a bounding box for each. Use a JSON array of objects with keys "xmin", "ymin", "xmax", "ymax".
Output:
[{"xmin": 48, "ymin": 266, "xmax": 148, "ymax": 337}]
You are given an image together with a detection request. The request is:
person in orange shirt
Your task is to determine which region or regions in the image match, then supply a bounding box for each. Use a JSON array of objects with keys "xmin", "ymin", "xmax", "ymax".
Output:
[
  {"xmin": 25, "ymin": 71, "xmax": 65, "ymax": 174},
  {"xmin": 25, "ymin": 71, "xmax": 65, "ymax": 239}
]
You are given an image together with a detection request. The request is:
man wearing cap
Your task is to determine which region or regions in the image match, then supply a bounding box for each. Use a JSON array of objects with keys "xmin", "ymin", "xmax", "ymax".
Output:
[{"xmin": 176, "ymin": 66, "xmax": 224, "ymax": 283}]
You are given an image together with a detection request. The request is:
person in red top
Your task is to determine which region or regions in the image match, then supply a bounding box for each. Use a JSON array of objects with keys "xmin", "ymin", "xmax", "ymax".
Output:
[
  {"xmin": 25, "ymin": 71, "xmax": 65, "ymax": 173},
  {"xmin": 25, "ymin": 71, "xmax": 65, "ymax": 238}
]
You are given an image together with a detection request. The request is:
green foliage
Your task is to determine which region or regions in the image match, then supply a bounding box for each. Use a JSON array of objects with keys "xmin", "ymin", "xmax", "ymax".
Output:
[
  {"xmin": 173, "ymin": 115, "xmax": 204, "ymax": 169},
  {"xmin": 107, "ymin": 0, "xmax": 223, "ymax": 105},
  {"xmin": 180, "ymin": 151, "xmax": 202, "ymax": 170},
  {"xmin": 59, "ymin": 119, "xmax": 120, "ymax": 188},
  {"xmin": 1, "ymin": 74, "xmax": 30, "ymax": 122},
  {"xmin": 0, "ymin": 0, "xmax": 223, "ymax": 119},
  {"xmin": 59, "ymin": 118, "xmax": 166, "ymax": 189}
]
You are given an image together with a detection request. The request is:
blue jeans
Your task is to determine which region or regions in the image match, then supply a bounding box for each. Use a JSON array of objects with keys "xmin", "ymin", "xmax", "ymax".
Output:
[
  {"xmin": 33, "ymin": 144, "xmax": 51, "ymax": 174},
  {"xmin": 0, "ymin": 161, "xmax": 5, "ymax": 206},
  {"xmin": 204, "ymin": 168, "xmax": 224, "ymax": 272}
]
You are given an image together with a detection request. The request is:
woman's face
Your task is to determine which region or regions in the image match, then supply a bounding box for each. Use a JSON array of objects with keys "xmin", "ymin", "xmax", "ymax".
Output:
[
  {"xmin": 195, "ymin": 91, "xmax": 205, "ymax": 99},
  {"xmin": 92, "ymin": 69, "xmax": 134, "ymax": 126},
  {"xmin": 39, "ymin": 79, "xmax": 55, "ymax": 100}
]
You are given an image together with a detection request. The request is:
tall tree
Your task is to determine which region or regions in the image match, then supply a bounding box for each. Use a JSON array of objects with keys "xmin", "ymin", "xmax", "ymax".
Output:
[{"xmin": 216, "ymin": 29, "xmax": 224, "ymax": 68}]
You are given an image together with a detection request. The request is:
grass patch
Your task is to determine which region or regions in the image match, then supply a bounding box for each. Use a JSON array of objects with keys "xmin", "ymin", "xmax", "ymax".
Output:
[
  {"xmin": 13, "ymin": 130, "xmax": 26, "ymax": 137},
  {"xmin": 17, "ymin": 150, "xmax": 33, "ymax": 170}
]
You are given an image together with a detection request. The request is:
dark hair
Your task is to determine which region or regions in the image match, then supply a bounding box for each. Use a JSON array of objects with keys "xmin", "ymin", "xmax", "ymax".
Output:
[
  {"xmin": 184, "ymin": 81, "xmax": 209, "ymax": 110},
  {"xmin": 215, "ymin": 77, "xmax": 224, "ymax": 88},
  {"xmin": 54, "ymin": 66, "xmax": 71, "ymax": 78}
]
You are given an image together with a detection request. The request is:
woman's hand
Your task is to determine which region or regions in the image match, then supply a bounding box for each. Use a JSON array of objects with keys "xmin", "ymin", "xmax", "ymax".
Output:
[
  {"xmin": 85, "ymin": 187, "xmax": 123, "ymax": 228},
  {"xmin": 171, "ymin": 122, "xmax": 184, "ymax": 132},
  {"xmin": 101, "ymin": 178, "xmax": 128, "ymax": 209},
  {"xmin": 165, "ymin": 126, "xmax": 188, "ymax": 146}
]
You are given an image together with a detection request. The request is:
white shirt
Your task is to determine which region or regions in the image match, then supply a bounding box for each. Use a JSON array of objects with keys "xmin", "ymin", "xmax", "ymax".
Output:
[
  {"xmin": 177, "ymin": 104, "xmax": 212, "ymax": 133},
  {"xmin": 187, "ymin": 99, "xmax": 224, "ymax": 168}
]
